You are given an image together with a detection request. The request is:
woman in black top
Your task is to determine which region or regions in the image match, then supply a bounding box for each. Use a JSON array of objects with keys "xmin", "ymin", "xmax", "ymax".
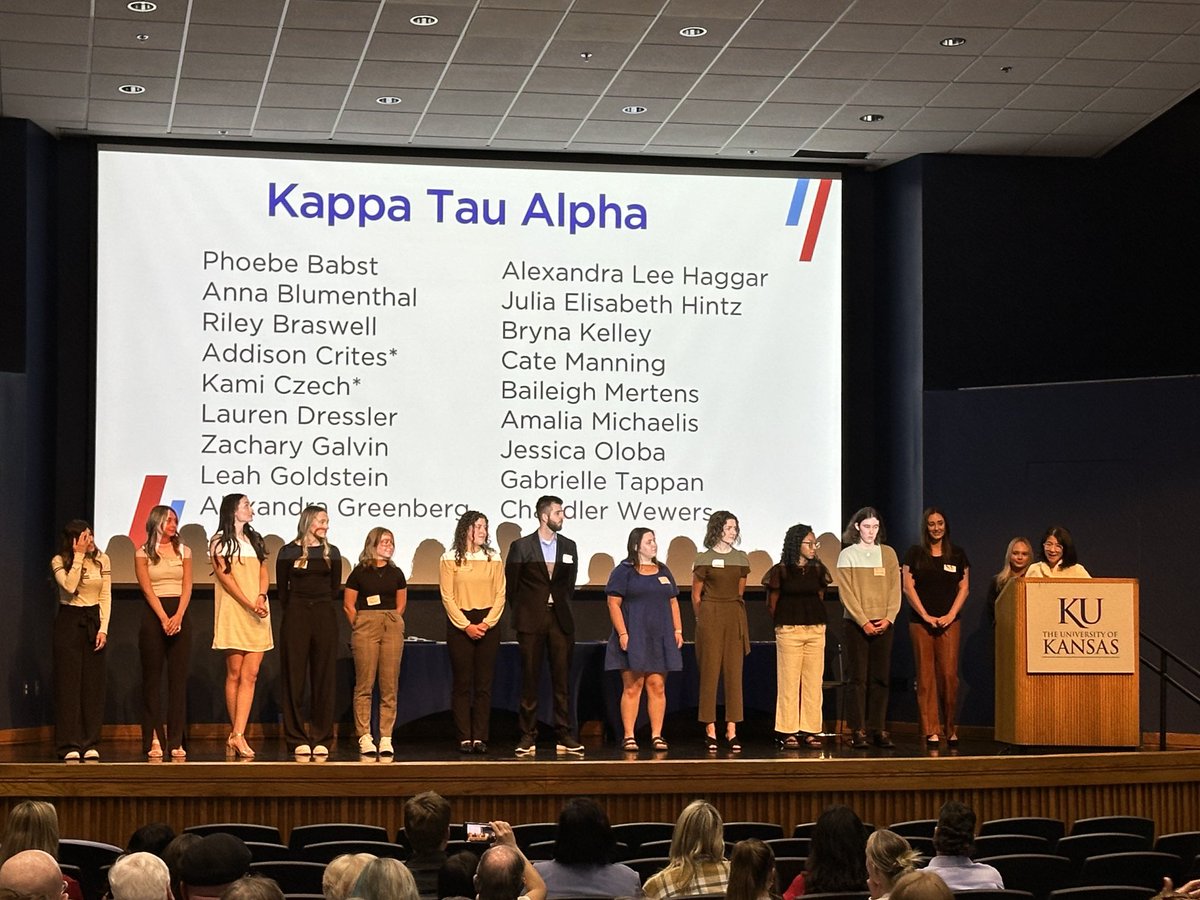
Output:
[
  {"xmin": 343, "ymin": 527, "xmax": 408, "ymax": 757},
  {"xmin": 902, "ymin": 507, "xmax": 970, "ymax": 745},
  {"xmin": 276, "ymin": 504, "xmax": 342, "ymax": 758},
  {"xmin": 762, "ymin": 523, "xmax": 831, "ymax": 749}
]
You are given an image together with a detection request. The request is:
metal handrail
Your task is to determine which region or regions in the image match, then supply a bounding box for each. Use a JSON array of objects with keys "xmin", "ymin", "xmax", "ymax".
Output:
[{"xmin": 1140, "ymin": 632, "xmax": 1200, "ymax": 750}]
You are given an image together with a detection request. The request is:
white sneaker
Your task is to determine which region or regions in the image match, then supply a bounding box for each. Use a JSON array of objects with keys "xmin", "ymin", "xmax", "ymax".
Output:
[
  {"xmin": 294, "ymin": 744, "xmax": 312, "ymax": 758},
  {"xmin": 359, "ymin": 735, "xmax": 377, "ymax": 755},
  {"xmin": 378, "ymin": 736, "xmax": 394, "ymax": 756},
  {"xmin": 83, "ymin": 748, "xmax": 100, "ymax": 760},
  {"xmin": 312, "ymin": 744, "xmax": 329, "ymax": 756},
  {"xmin": 64, "ymin": 750, "xmax": 80, "ymax": 761}
]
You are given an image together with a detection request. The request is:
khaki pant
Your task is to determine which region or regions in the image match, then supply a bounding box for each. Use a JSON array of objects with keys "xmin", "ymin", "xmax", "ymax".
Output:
[
  {"xmin": 695, "ymin": 600, "xmax": 749, "ymax": 723},
  {"xmin": 774, "ymin": 624, "xmax": 826, "ymax": 735},
  {"xmin": 351, "ymin": 610, "xmax": 405, "ymax": 738}
]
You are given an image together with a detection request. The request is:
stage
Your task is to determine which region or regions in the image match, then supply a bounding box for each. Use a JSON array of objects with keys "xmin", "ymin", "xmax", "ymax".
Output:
[{"xmin": 2, "ymin": 730, "xmax": 1199, "ymax": 850}]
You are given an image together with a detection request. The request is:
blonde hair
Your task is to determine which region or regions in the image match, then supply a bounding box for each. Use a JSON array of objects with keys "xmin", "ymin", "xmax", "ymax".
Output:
[
  {"xmin": 357, "ymin": 528, "xmax": 396, "ymax": 568},
  {"xmin": 890, "ymin": 870, "xmax": 952, "ymax": 900},
  {"xmin": 322, "ymin": 853, "xmax": 376, "ymax": 900},
  {"xmin": 663, "ymin": 800, "xmax": 725, "ymax": 890},
  {"xmin": 866, "ymin": 829, "xmax": 921, "ymax": 892},
  {"xmin": 1, "ymin": 800, "xmax": 60, "ymax": 862},
  {"xmin": 994, "ymin": 536, "xmax": 1033, "ymax": 591},
  {"xmin": 293, "ymin": 505, "xmax": 331, "ymax": 567}
]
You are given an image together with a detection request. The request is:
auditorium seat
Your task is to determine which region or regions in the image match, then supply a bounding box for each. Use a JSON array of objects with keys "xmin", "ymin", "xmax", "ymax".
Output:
[
  {"xmin": 58, "ymin": 840, "xmax": 122, "ymax": 900},
  {"xmin": 773, "ymin": 857, "xmax": 806, "ymax": 889},
  {"xmin": 1069, "ymin": 817, "xmax": 1156, "ymax": 842},
  {"xmin": 245, "ymin": 842, "xmax": 293, "ymax": 863},
  {"xmin": 610, "ymin": 823, "xmax": 674, "ymax": 855},
  {"xmin": 287, "ymin": 823, "xmax": 388, "ymax": 850},
  {"xmin": 185, "ymin": 823, "xmax": 284, "ymax": 844},
  {"xmin": 907, "ymin": 836, "xmax": 935, "ymax": 857},
  {"xmin": 248, "ymin": 861, "xmax": 325, "ymax": 895},
  {"xmin": 512, "ymin": 822, "xmax": 558, "ymax": 849},
  {"xmin": 526, "ymin": 840, "xmax": 556, "ymax": 860},
  {"xmin": 1154, "ymin": 832, "xmax": 1200, "ymax": 863},
  {"xmin": 980, "ymin": 818, "xmax": 1065, "ymax": 845},
  {"xmin": 975, "ymin": 855, "xmax": 1071, "ymax": 900},
  {"xmin": 1047, "ymin": 888, "xmax": 1155, "ymax": 900},
  {"xmin": 973, "ymin": 834, "xmax": 1052, "ymax": 858},
  {"xmin": 622, "ymin": 857, "xmax": 669, "ymax": 884},
  {"xmin": 1077, "ymin": 851, "xmax": 1184, "ymax": 889},
  {"xmin": 890, "ymin": 819, "xmax": 938, "ymax": 839},
  {"xmin": 723, "ymin": 822, "xmax": 784, "ymax": 841},
  {"xmin": 1055, "ymin": 833, "xmax": 1151, "ymax": 873},
  {"xmin": 396, "ymin": 822, "xmax": 467, "ymax": 848},
  {"xmin": 639, "ymin": 840, "xmax": 672, "ymax": 857},
  {"xmin": 298, "ymin": 840, "xmax": 408, "ymax": 863},
  {"xmin": 445, "ymin": 840, "xmax": 488, "ymax": 856},
  {"xmin": 793, "ymin": 823, "xmax": 817, "ymax": 838},
  {"xmin": 766, "ymin": 838, "xmax": 810, "ymax": 857}
]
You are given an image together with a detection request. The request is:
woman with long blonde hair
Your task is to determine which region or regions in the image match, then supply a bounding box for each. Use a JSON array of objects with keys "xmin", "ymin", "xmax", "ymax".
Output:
[
  {"xmin": 866, "ymin": 829, "xmax": 922, "ymax": 899},
  {"xmin": 277, "ymin": 504, "xmax": 342, "ymax": 759},
  {"xmin": 135, "ymin": 505, "xmax": 193, "ymax": 759},
  {"xmin": 643, "ymin": 800, "xmax": 729, "ymax": 900}
]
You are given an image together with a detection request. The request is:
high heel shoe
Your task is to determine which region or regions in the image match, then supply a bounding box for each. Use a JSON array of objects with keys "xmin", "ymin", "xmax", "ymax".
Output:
[
  {"xmin": 148, "ymin": 738, "xmax": 163, "ymax": 760},
  {"xmin": 226, "ymin": 732, "xmax": 255, "ymax": 759}
]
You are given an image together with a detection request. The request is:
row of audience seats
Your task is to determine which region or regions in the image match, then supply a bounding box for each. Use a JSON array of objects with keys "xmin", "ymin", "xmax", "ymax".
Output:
[{"xmin": 54, "ymin": 816, "xmax": 1199, "ymax": 900}]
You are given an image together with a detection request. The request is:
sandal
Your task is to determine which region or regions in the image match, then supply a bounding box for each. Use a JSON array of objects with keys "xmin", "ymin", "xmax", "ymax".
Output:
[
  {"xmin": 704, "ymin": 732, "xmax": 718, "ymax": 752},
  {"xmin": 802, "ymin": 734, "xmax": 823, "ymax": 749},
  {"xmin": 777, "ymin": 734, "xmax": 801, "ymax": 750},
  {"xmin": 170, "ymin": 747, "xmax": 187, "ymax": 760},
  {"xmin": 651, "ymin": 735, "xmax": 668, "ymax": 751},
  {"xmin": 622, "ymin": 736, "xmax": 639, "ymax": 752},
  {"xmin": 726, "ymin": 733, "xmax": 742, "ymax": 753},
  {"xmin": 147, "ymin": 739, "xmax": 163, "ymax": 760}
]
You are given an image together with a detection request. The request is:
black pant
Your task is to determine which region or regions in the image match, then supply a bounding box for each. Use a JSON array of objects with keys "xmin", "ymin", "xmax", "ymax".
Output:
[
  {"xmin": 446, "ymin": 609, "xmax": 500, "ymax": 742},
  {"xmin": 843, "ymin": 619, "xmax": 894, "ymax": 734},
  {"xmin": 280, "ymin": 599, "xmax": 339, "ymax": 748},
  {"xmin": 53, "ymin": 606, "xmax": 106, "ymax": 755},
  {"xmin": 139, "ymin": 598, "xmax": 192, "ymax": 752},
  {"xmin": 517, "ymin": 608, "xmax": 574, "ymax": 741}
]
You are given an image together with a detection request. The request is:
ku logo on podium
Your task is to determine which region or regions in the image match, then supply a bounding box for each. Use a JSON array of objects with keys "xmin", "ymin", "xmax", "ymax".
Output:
[
  {"xmin": 1059, "ymin": 596, "xmax": 1103, "ymax": 628},
  {"xmin": 1025, "ymin": 581, "xmax": 1136, "ymax": 673}
]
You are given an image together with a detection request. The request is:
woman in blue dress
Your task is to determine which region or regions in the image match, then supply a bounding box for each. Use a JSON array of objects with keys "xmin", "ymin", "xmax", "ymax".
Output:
[{"xmin": 605, "ymin": 527, "xmax": 684, "ymax": 752}]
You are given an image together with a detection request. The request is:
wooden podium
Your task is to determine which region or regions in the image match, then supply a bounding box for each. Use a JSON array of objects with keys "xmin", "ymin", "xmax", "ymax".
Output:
[{"xmin": 995, "ymin": 577, "xmax": 1139, "ymax": 747}]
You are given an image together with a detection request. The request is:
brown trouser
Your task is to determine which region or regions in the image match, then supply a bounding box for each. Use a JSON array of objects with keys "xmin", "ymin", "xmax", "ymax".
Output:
[
  {"xmin": 909, "ymin": 619, "xmax": 961, "ymax": 736},
  {"xmin": 351, "ymin": 609, "xmax": 405, "ymax": 738}
]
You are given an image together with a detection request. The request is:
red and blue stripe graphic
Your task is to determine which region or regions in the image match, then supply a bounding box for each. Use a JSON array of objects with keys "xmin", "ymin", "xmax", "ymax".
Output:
[
  {"xmin": 786, "ymin": 178, "xmax": 833, "ymax": 262},
  {"xmin": 129, "ymin": 475, "xmax": 185, "ymax": 541}
]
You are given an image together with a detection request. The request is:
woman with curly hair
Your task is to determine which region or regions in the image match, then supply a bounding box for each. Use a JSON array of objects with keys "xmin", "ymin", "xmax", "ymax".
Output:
[
  {"xmin": 644, "ymin": 800, "xmax": 729, "ymax": 900},
  {"xmin": 277, "ymin": 504, "xmax": 342, "ymax": 758},
  {"xmin": 439, "ymin": 511, "xmax": 506, "ymax": 753},
  {"xmin": 692, "ymin": 510, "xmax": 751, "ymax": 752},
  {"xmin": 210, "ymin": 493, "xmax": 271, "ymax": 759},
  {"xmin": 762, "ymin": 523, "xmax": 832, "ymax": 749},
  {"xmin": 135, "ymin": 505, "xmax": 193, "ymax": 759},
  {"xmin": 51, "ymin": 519, "xmax": 111, "ymax": 761}
]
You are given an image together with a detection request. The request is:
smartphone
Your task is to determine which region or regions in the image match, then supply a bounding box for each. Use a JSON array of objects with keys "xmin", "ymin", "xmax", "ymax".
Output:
[{"xmin": 466, "ymin": 822, "xmax": 495, "ymax": 843}]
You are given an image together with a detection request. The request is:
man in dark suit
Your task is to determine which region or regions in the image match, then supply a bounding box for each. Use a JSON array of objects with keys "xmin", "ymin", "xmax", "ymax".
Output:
[{"xmin": 505, "ymin": 494, "xmax": 582, "ymax": 755}]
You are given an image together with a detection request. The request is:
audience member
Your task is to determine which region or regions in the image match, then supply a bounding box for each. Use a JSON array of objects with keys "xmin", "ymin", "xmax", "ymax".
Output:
[
  {"xmin": 783, "ymin": 805, "xmax": 867, "ymax": 899},
  {"xmin": 127, "ymin": 824, "xmax": 177, "ymax": 858},
  {"xmin": 322, "ymin": 853, "xmax": 376, "ymax": 900},
  {"xmin": 476, "ymin": 823, "xmax": 545, "ymax": 900},
  {"xmin": 866, "ymin": 829, "xmax": 921, "ymax": 900},
  {"xmin": 349, "ymin": 858, "xmax": 417, "ymax": 900},
  {"xmin": 888, "ymin": 870, "xmax": 951, "ymax": 900},
  {"xmin": 219, "ymin": 876, "xmax": 284, "ymax": 900},
  {"xmin": 436, "ymin": 851, "xmax": 479, "ymax": 900},
  {"xmin": 405, "ymin": 792, "xmax": 452, "ymax": 900},
  {"xmin": 726, "ymin": 839, "xmax": 774, "ymax": 900},
  {"xmin": 109, "ymin": 852, "xmax": 172, "ymax": 900},
  {"xmin": 161, "ymin": 835, "xmax": 200, "ymax": 900},
  {"xmin": 0, "ymin": 802, "xmax": 81, "ymax": 900},
  {"xmin": 534, "ymin": 798, "xmax": 640, "ymax": 899},
  {"xmin": 924, "ymin": 802, "xmax": 1002, "ymax": 892},
  {"xmin": 0, "ymin": 850, "xmax": 62, "ymax": 900},
  {"xmin": 643, "ymin": 800, "xmax": 729, "ymax": 900},
  {"xmin": 1154, "ymin": 877, "xmax": 1200, "ymax": 899},
  {"xmin": 176, "ymin": 834, "xmax": 252, "ymax": 900}
]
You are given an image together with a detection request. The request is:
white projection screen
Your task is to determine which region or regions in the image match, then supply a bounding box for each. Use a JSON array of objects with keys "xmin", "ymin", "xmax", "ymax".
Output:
[{"xmin": 95, "ymin": 148, "xmax": 841, "ymax": 581}]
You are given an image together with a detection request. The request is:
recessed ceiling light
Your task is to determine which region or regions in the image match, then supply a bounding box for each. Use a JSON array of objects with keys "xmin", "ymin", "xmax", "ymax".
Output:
[
  {"xmin": 217, "ymin": 130, "xmax": 228, "ymax": 135},
  {"xmin": 135, "ymin": 33, "xmax": 150, "ymax": 41},
  {"xmin": 376, "ymin": 96, "xmax": 402, "ymax": 105},
  {"xmin": 118, "ymin": 84, "xmax": 146, "ymax": 95},
  {"xmin": 859, "ymin": 113, "xmax": 884, "ymax": 123},
  {"xmin": 127, "ymin": 1, "xmax": 156, "ymax": 11},
  {"xmin": 746, "ymin": 149, "xmax": 757, "ymax": 155},
  {"xmin": 410, "ymin": 15, "xmax": 438, "ymax": 26},
  {"xmin": 1001, "ymin": 65, "xmax": 1013, "ymax": 73},
  {"xmin": 679, "ymin": 26, "xmax": 707, "ymax": 37},
  {"xmin": 622, "ymin": 105, "xmax": 647, "ymax": 115},
  {"xmin": 939, "ymin": 36, "xmax": 966, "ymax": 47},
  {"xmin": 579, "ymin": 51, "xmax": 593, "ymax": 60}
]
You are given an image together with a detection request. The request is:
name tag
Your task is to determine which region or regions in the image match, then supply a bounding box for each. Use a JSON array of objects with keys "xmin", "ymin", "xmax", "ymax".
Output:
[
  {"xmin": 659, "ymin": 576, "xmax": 671, "ymax": 585},
  {"xmin": 943, "ymin": 564, "xmax": 957, "ymax": 573},
  {"xmin": 873, "ymin": 567, "xmax": 885, "ymax": 576},
  {"xmin": 562, "ymin": 554, "xmax": 573, "ymax": 564},
  {"xmin": 713, "ymin": 558, "xmax": 725, "ymax": 568},
  {"xmin": 366, "ymin": 594, "xmax": 381, "ymax": 607}
]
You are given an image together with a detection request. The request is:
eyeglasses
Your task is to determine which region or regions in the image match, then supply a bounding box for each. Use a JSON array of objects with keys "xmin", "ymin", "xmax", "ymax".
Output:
[
  {"xmin": 1043, "ymin": 540, "xmax": 1062, "ymax": 549},
  {"xmin": 801, "ymin": 540, "xmax": 821, "ymax": 549}
]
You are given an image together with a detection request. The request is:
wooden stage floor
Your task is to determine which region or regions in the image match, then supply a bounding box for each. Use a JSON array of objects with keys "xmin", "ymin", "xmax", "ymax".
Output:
[{"xmin": 2, "ymin": 731, "xmax": 1199, "ymax": 848}]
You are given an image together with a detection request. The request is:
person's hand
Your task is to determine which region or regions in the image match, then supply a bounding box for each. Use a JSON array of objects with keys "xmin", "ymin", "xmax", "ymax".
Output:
[
  {"xmin": 862, "ymin": 621, "xmax": 879, "ymax": 636},
  {"xmin": 922, "ymin": 613, "xmax": 939, "ymax": 628},
  {"xmin": 252, "ymin": 596, "xmax": 268, "ymax": 618},
  {"xmin": 490, "ymin": 820, "xmax": 515, "ymax": 847},
  {"xmin": 465, "ymin": 623, "xmax": 485, "ymax": 640},
  {"xmin": 73, "ymin": 533, "xmax": 91, "ymax": 555},
  {"xmin": 876, "ymin": 618, "xmax": 892, "ymax": 632},
  {"xmin": 165, "ymin": 612, "xmax": 184, "ymax": 635},
  {"xmin": 94, "ymin": 632, "xmax": 107, "ymax": 651},
  {"xmin": 674, "ymin": 630, "xmax": 684, "ymax": 649},
  {"xmin": 619, "ymin": 633, "xmax": 629, "ymax": 651}
]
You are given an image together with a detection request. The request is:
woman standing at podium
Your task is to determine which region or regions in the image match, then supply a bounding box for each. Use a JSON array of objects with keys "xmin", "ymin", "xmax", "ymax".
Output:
[
  {"xmin": 986, "ymin": 536, "xmax": 1033, "ymax": 622},
  {"xmin": 1026, "ymin": 526, "xmax": 1090, "ymax": 578},
  {"xmin": 902, "ymin": 507, "xmax": 969, "ymax": 745}
]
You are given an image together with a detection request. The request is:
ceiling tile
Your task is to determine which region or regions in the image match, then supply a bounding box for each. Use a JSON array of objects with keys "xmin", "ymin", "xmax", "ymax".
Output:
[
  {"xmin": 772, "ymin": 77, "xmax": 866, "ymax": 104},
  {"xmin": 1016, "ymin": 0, "xmax": 1126, "ymax": 30},
  {"xmin": 1153, "ymin": 34, "xmax": 1200, "ymax": 64},
  {"xmin": 650, "ymin": 122, "xmax": 740, "ymax": 146},
  {"xmin": 978, "ymin": 107, "xmax": 1076, "ymax": 131},
  {"xmin": 427, "ymin": 89, "xmax": 518, "ymax": 116},
  {"xmin": 690, "ymin": 73, "xmax": 781, "ymax": 102},
  {"xmin": 708, "ymin": 47, "xmax": 807, "ymax": 77},
  {"xmin": 356, "ymin": 60, "xmax": 445, "ymax": 88},
  {"xmin": 170, "ymin": 104, "xmax": 255, "ymax": 129},
  {"xmin": 897, "ymin": 26, "xmax": 1006, "ymax": 56},
  {"xmin": 929, "ymin": 0, "xmax": 1041, "ymax": 29},
  {"xmin": 1100, "ymin": 2, "xmax": 1200, "ymax": 34},
  {"xmin": 1085, "ymin": 86, "xmax": 1179, "ymax": 113},
  {"xmin": 1038, "ymin": 57, "xmax": 1140, "ymax": 85},
  {"xmin": 191, "ymin": 0, "xmax": 285, "ymax": 28},
  {"xmin": 819, "ymin": 22, "xmax": 923, "ymax": 53},
  {"xmin": 0, "ymin": 13, "xmax": 92, "ymax": 44},
  {"xmin": 877, "ymin": 130, "xmax": 971, "ymax": 153},
  {"xmin": 415, "ymin": 112, "xmax": 503, "ymax": 137},
  {"xmin": 928, "ymin": 81, "xmax": 1029, "ymax": 107},
  {"xmin": 842, "ymin": 0, "xmax": 947, "ymax": 25},
  {"xmin": 1028, "ymin": 132, "xmax": 1110, "ymax": 155},
  {"xmin": 95, "ymin": 0, "xmax": 187, "ymax": 23},
  {"xmin": 453, "ymin": 36, "xmax": 549, "ymax": 65},
  {"xmin": 87, "ymin": 98, "xmax": 172, "ymax": 125},
  {"xmin": 728, "ymin": 19, "xmax": 831, "ymax": 50},
  {"xmin": 467, "ymin": 7, "xmax": 566, "ymax": 40},
  {"xmin": 803, "ymin": 126, "xmax": 894, "ymax": 152},
  {"xmin": 555, "ymin": 11, "xmax": 656, "ymax": 42},
  {"xmin": 608, "ymin": 70, "xmax": 695, "ymax": 98},
  {"xmin": 955, "ymin": 56, "xmax": 1059, "ymax": 82},
  {"xmin": 333, "ymin": 110, "xmax": 422, "ymax": 134},
  {"xmin": 261, "ymin": 83, "xmax": 350, "ymax": 109},
  {"xmin": 829, "ymin": 105, "xmax": 920, "ymax": 129},
  {"xmin": 252, "ymin": 107, "xmax": 339, "ymax": 131},
  {"xmin": 368, "ymin": 32, "xmax": 461, "ymax": 62},
  {"xmin": 89, "ymin": 73, "xmax": 177, "ymax": 98},
  {"xmin": 284, "ymin": 0, "xmax": 381, "ymax": 31},
  {"xmin": 1069, "ymin": 30, "xmax": 1176, "ymax": 61},
  {"xmin": 525, "ymin": 65, "xmax": 619, "ymax": 94},
  {"xmin": 850, "ymin": 80, "xmax": 946, "ymax": 106},
  {"xmin": 643, "ymin": 16, "xmax": 735, "ymax": 47},
  {"xmin": 791, "ymin": 50, "xmax": 892, "ymax": 79},
  {"xmin": 440, "ymin": 64, "xmax": 532, "ymax": 91},
  {"xmin": 494, "ymin": 116, "xmax": 579, "ymax": 141},
  {"xmin": 273, "ymin": 56, "xmax": 362, "ymax": 84},
  {"xmin": 345, "ymin": 87, "xmax": 433, "ymax": 111},
  {"xmin": 508, "ymin": 91, "xmax": 598, "ymax": 118},
  {"xmin": 671, "ymin": 98, "xmax": 761, "ymax": 125},
  {"xmin": 182, "ymin": 52, "xmax": 272, "ymax": 82},
  {"xmin": 93, "ymin": 18, "xmax": 185, "ymax": 49},
  {"xmin": 0, "ymin": 94, "xmax": 86, "ymax": 122},
  {"xmin": 0, "ymin": 41, "xmax": 90, "ymax": 71},
  {"xmin": 986, "ymin": 29, "xmax": 1090, "ymax": 57},
  {"xmin": 537, "ymin": 39, "xmax": 636, "ymax": 68},
  {"xmin": 571, "ymin": 119, "xmax": 659, "ymax": 143},
  {"xmin": 375, "ymin": 3, "xmax": 476, "ymax": 35},
  {"xmin": 722, "ymin": 124, "xmax": 815, "ymax": 149},
  {"xmin": 1118, "ymin": 61, "xmax": 1200, "ymax": 89},
  {"xmin": 872, "ymin": 53, "xmax": 976, "ymax": 81},
  {"xmin": 661, "ymin": 0, "xmax": 764, "ymax": 20},
  {"xmin": 1055, "ymin": 109, "xmax": 1146, "ymax": 135},
  {"xmin": 625, "ymin": 42, "xmax": 723, "ymax": 73},
  {"xmin": 250, "ymin": 129, "xmax": 334, "ymax": 141},
  {"xmin": 92, "ymin": 47, "xmax": 180, "ymax": 77},
  {"xmin": 185, "ymin": 24, "xmax": 280, "ymax": 55},
  {"xmin": 748, "ymin": 102, "xmax": 841, "ymax": 128},
  {"xmin": 1008, "ymin": 83, "xmax": 1107, "ymax": 110},
  {"xmin": 276, "ymin": 28, "xmax": 370, "ymax": 59},
  {"xmin": 752, "ymin": 0, "xmax": 855, "ymax": 22},
  {"xmin": 904, "ymin": 106, "xmax": 997, "ymax": 129},
  {"xmin": 954, "ymin": 131, "xmax": 1042, "ymax": 153},
  {"xmin": 175, "ymin": 79, "xmax": 263, "ymax": 106},
  {"xmin": 2, "ymin": 68, "xmax": 87, "ymax": 97}
]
